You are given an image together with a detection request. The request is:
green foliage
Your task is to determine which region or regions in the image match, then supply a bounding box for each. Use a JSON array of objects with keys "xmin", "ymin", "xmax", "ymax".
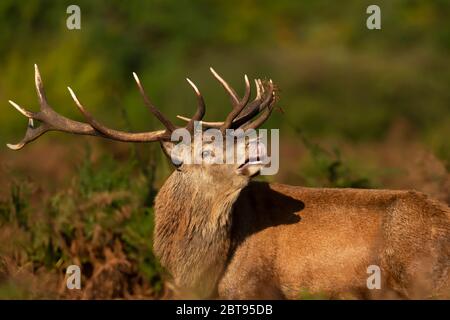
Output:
[
  {"xmin": 295, "ymin": 129, "xmax": 376, "ymax": 188},
  {"xmin": 0, "ymin": 151, "xmax": 164, "ymax": 298},
  {"xmin": 0, "ymin": 183, "xmax": 28, "ymax": 227},
  {"xmin": 298, "ymin": 288, "xmax": 329, "ymax": 300},
  {"xmin": 0, "ymin": 281, "xmax": 32, "ymax": 299},
  {"xmin": 77, "ymin": 147, "xmax": 137, "ymax": 197},
  {"xmin": 121, "ymin": 206, "xmax": 163, "ymax": 291},
  {"xmin": 304, "ymin": 144, "xmax": 373, "ymax": 189}
]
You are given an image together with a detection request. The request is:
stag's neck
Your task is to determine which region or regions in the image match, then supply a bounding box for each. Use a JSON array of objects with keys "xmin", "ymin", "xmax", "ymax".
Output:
[{"xmin": 153, "ymin": 170, "xmax": 245, "ymax": 297}]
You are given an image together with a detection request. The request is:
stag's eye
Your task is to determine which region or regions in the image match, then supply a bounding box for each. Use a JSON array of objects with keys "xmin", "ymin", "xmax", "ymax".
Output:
[{"xmin": 202, "ymin": 150, "xmax": 213, "ymax": 159}]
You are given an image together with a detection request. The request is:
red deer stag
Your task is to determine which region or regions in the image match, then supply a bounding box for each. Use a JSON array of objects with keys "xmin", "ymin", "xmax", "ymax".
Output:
[{"xmin": 8, "ymin": 65, "xmax": 450, "ymax": 299}]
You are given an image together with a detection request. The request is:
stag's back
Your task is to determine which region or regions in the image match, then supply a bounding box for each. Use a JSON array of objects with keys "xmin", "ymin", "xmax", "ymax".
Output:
[{"xmin": 219, "ymin": 182, "xmax": 450, "ymax": 299}]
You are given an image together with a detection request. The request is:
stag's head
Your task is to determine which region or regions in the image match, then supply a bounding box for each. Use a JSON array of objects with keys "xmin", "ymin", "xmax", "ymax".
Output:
[{"xmin": 8, "ymin": 65, "xmax": 278, "ymax": 185}]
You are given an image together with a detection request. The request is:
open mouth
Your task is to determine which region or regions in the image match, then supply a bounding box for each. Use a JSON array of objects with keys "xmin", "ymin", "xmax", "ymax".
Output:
[
  {"xmin": 237, "ymin": 159, "xmax": 264, "ymax": 177},
  {"xmin": 238, "ymin": 158, "xmax": 263, "ymax": 169}
]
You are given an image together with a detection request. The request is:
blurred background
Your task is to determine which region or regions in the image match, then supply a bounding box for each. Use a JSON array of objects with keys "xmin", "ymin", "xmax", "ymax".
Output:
[{"xmin": 0, "ymin": 0, "xmax": 448, "ymax": 299}]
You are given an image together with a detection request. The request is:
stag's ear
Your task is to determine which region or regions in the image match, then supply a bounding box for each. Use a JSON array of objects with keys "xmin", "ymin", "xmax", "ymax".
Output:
[
  {"xmin": 236, "ymin": 161, "xmax": 265, "ymax": 177},
  {"xmin": 160, "ymin": 141, "xmax": 184, "ymax": 167}
]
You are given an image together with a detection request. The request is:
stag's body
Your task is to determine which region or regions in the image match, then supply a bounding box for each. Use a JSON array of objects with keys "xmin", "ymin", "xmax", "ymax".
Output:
[{"xmin": 155, "ymin": 172, "xmax": 450, "ymax": 299}]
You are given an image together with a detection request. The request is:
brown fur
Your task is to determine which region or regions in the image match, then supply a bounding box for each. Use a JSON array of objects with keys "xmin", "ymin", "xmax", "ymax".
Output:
[
  {"xmin": 154, "ymin": 165, "xmax": 247, "ymax": 297},
  {"xmin": 154, "ymin": 171, "xmax": 450, "ymax": 299}
]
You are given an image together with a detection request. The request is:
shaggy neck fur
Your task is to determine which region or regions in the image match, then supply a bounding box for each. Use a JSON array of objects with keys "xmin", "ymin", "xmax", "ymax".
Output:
[{"xmin": 153, "ymin": 169, "xmax": 247, "ymax": 297}]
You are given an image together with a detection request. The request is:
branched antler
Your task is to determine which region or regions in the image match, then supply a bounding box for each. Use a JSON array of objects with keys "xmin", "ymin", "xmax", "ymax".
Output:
[
  {"xmin": 8, "ymin": 65, "xmax": 278, "ymax": 150},
  {"xmin": 7, "ymin": 65, "xmax": 207, "ymax": 149},
  {"xmin": 7, "ymin": 65, "xmax": 102, "ymax": 150},
  {"xmin": 177, "ymin": 68, "xmax": 277, "ymax": 131}
]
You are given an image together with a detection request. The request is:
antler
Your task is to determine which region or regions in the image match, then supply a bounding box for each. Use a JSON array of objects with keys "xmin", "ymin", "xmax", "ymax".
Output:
[
  {"xmin": 7, "ymin": 65, "xmax": 206, "ymax": 150},
  {"xmin": 177, "ymin": 68, "xmax": 277, "ymax": 131},
  {"xmin": 8, "ymin": 65, "xmax": 276, "ymax": 150}
]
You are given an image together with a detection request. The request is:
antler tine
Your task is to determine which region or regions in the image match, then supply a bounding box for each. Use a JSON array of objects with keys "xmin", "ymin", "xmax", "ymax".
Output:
[
  {"xmin": 7, "ymin": 65, "xmax": 173, "ymax": 150},
  {"xmin": 6, "ymin": 64, "xmax": 95, "ymax": 150},
  {"xmin": 68, "ymin": 87, "xmax": 169, "ymax": 142},
  {"xmin": 241, "ymin": 80, "xmax": 276, "ymax": 130},
  {"xmin": 132, "ymin": 72, "xmax": 176, "ymax": 132},
  {"xmin": 176, "ymin": 115, "xmax": 223, "ymax": 128},
  {"xmin": 241, "ymin": 104, "xmax": 273, "ymax": 131},
  {"xmin": 6, "ymin": 117, "xmax": 48, "ymax": 150},
  {"xmin": 233, "ymin": 79, "xmax": 274, "ymax": 126},
  {"xmin": 177, "ymin": 76, "xmax": 261, "ymax": 129},
  {"xmin": 220, "ymin": 74, "xmax": 251, "ymax": 133},
  {"xmin": 176, "ymin": 77, "xmax": 273, "ymax": 130},
  {"xmin": 185, "ymin": 78, "xmax": 206, "ymax": 132},
  {"xmin": 255, "ymin": 78, "xmax": 262, "ymax": 100},
  {"xmin": 9, "ymin": 99, "xmax": 35, "ymax": 118},
  {"xmin": 34, "ymin": 64, "xmax": 50, "ymax": 110},
  {"xmin": 209, "ymin": 67, "xmax": 239, "ymax": 105}
]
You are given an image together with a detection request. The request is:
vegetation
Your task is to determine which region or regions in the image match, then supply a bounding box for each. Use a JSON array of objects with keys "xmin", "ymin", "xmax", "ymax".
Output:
[{"xmin": 0, "ymin": 151, "xmax": 164, "ymax": 298}]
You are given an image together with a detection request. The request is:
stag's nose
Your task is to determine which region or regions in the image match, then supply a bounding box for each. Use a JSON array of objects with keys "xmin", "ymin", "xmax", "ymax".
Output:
[{"xmin": 247, "ymin": 137, "xmax": 268, "ymax": 163}]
